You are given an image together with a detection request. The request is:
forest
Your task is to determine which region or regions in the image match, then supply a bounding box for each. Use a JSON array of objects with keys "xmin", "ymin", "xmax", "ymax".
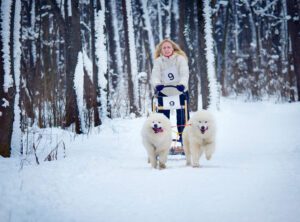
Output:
[{"xmin": 1, "ymin": 0, "xmax": 300, "ymax": 157}]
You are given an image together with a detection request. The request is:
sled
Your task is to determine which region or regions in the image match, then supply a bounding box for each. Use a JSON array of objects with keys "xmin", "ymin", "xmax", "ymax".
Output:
[{"xmin": 152, "ymin": 85, "xmax": 189, "ymax": 155}]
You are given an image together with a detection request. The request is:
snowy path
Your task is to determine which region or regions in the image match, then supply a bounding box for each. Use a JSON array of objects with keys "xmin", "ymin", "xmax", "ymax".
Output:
[{"xmin": 1, "ymin": 99, "xmax": 300, "ymax": 222}]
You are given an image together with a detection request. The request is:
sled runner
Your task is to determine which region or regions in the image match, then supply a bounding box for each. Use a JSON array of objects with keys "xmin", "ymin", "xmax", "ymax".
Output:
[{"xmin": 152, "ymin": 85, "xmax": 189, "ymax": 155}]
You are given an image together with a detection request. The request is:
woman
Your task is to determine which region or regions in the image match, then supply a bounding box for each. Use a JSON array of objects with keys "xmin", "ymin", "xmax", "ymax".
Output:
[{"xmin": 151, "ymin": 39, "xmax": 190, "ymax": 145}]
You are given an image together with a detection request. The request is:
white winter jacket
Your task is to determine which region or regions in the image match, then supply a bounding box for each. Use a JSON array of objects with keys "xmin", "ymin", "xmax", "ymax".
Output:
[{"xmin": 151, "ymin": 53, "xmax": 189, "ymax": 96}]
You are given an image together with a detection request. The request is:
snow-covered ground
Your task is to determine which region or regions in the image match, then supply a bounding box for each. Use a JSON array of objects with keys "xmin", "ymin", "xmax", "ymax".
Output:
[{"xmin": 1, "ymin": 98, "xmax": 300, "ymax": 222}]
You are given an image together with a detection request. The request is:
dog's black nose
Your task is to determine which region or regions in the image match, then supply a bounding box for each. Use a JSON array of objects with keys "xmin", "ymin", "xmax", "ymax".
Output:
[
  {"xmin": 201, "ymin": 126, "xmax": 206, "ymax": 130},
  {"xmin": 154, "ymin": 124, "xmax": 158, "ymax": 128}
]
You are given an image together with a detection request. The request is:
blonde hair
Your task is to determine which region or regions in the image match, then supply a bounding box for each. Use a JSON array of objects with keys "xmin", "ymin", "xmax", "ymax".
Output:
[{"xmin": 154, "ymin": 39, "xmax": 188, "ymax": 61}]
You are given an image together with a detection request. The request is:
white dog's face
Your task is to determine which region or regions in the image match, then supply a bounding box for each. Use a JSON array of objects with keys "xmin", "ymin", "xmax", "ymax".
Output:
[
  {"xmin": 151, "ymin": 119, "xmax": 164, "ymax": 134},
  {"xmin": 195, "ymin": 119, "xmax": 209, "ymax": 134},
  {"xmin": 145, "ymin": 113, "xmax": 171, "ymax": 134},
  {"xmin": 191, "ymin": 111, "xmax": 215, "ymax": 135}
]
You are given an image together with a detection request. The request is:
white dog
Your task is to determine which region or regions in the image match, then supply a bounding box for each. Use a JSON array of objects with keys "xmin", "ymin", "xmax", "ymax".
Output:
[
  {"xmin": 141, "ymin": 113, "xmax": 172, "ymax": 169},
  {"xmin": 182, "ymin": 110, "xmax": 216, "ymax": 167}
]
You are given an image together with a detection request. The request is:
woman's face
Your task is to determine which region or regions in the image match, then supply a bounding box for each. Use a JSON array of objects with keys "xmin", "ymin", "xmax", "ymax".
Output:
[{"xmin": 161, "ymin": 42, "xmax": 174, "ymax": 57}]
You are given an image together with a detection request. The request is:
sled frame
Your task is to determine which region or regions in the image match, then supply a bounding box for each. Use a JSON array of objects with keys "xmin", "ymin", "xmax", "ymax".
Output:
[{"xmin": 151, "ymin": 86, "xmax": 189, "ymax": 155}]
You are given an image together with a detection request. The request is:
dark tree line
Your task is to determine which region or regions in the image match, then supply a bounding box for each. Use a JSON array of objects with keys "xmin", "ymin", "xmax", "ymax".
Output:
[
  {"xmin": 1, "ymin": 0, "xmax": 299, "ymax": 157},
  {"xmin": 214, "ymin": 0, "xmax": 300, "ymax": 101}
]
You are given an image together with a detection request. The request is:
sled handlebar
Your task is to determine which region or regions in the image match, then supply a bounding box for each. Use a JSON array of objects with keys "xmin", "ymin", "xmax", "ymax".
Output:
[{"xmin": 160, "ymin": 85, "xmax": 177, "ymax": 89}]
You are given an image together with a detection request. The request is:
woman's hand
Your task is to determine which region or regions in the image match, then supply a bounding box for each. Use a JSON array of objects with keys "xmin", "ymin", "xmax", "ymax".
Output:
[
  {"xmin": 155, "ymin": 85, "xmax": 164, "ymax": 92},
  {"xmin": 176, "ymin": 85, "xmax": 185, "ymax": 92}
]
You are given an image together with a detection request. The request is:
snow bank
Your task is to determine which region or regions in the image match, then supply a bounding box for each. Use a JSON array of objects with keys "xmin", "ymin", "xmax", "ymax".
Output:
[{"xmin": 1, "ymin": 99, "xmax": 300, "ymax": 222}]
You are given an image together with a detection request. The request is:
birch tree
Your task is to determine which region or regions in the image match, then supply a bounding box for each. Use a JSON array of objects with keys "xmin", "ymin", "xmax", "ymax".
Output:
[
  {"xmin": 140, "ymin": 0, "xmax": 155, "ymax": 66},
  {"xmin": 197, "ymin": 0, "xmax": 210, "ymax": 109},
  {"xmin": 203, "ymin": 0, "xmax": 219, "ymax": 110},
  {"xmin": 0, "ymin": 1, "xmax": 14, "ymax": 157},
  {"xmin": 122, "ymin": 0, "xmax": 139, "ymax": 115},
  {"xmin": 89, "ymin": 0, "xmax": 101, "ymax": 125},
  {"xmin": 10, "ymin": 0, "xmax": 22, "ymax": 155},
  {"xmin": 0, "ymin": 0, "xmax": 22, "ymax": 156},
  {"xmin": 108, "ymin": 0, "xmax": 128, "ymax": 118},
  {"xmin": 95, "ymin": 0, "xmax": 109, "ymax": 119}
]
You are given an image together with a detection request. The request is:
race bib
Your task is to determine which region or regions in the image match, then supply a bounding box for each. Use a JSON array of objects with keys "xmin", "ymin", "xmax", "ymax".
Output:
[
  {"xmin": 162, "ymin": 95, "xmax": 181, "ymax": 110},
  {"xmin": 163, "ymin": 66, "xmax": 179, "ymax": 84}
]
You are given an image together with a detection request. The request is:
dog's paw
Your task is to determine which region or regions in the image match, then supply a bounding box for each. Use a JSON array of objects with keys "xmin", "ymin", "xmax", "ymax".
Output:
[
  {"xmin": 192, "ymin": 163, "xmax": 200, "ymax": 168},
  {"xmin": 159, "ymin": 162, "xmax": 166, "ymax": 169},
  {"xmin": 206, "ymin": 154, "xmax": 212, "ymax": 160},
  {"xmin": 150, "ymin": 161, "xmax": 157, "ymax": 169}
]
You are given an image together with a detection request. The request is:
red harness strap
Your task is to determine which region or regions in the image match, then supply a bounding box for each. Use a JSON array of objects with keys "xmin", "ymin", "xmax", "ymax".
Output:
[{"xmin": 171, "ymin": 124, "xmax": 191, "ymax": 128}]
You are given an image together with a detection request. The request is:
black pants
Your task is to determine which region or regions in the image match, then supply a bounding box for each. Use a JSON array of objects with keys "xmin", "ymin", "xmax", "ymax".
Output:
[{"xmin": 157, "ymin": 91, "xmax": 190, "ymax": 143}]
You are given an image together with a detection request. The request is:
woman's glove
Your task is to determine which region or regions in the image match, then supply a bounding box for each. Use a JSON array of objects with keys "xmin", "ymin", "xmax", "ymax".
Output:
[
  {"xmin": 155, "ymin": 85, "xmax": 164, "ymax": 92},
  {"xmin": 176, "ymin": 85, "xmax": 185, "ymax": 92}
]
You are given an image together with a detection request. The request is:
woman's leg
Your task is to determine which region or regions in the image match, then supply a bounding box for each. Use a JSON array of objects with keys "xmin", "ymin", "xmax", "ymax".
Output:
[
  {"xmin": 157, "ymin": 93, "xmax": 170, "ymax": 119},
  {"xmin": 176, "ymin": 108, "xmax": 185, "ymax": 144},
  {"xmin": 177, "ymin": 92, "xmax": 190, "ymax": 144}
]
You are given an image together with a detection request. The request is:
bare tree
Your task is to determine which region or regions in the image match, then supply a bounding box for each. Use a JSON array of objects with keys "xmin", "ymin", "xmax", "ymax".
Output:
[
  {"xmin": 287, "ymin": 0, "xmax": 300, "ymax": 101},
  {"xmin": 0, "ymin": 2, "xmax": 14, "ymax": 157},
  {"xmin": 196, "ymin": 0, "xmax": 210, "ymax": 109},
  {"xmin": 89, "ymin": 0, "xmax": 101, "ymax": 125},
  {"xmin": 122, "ymin": 0, "xmax": 139, "ymax": 115}
]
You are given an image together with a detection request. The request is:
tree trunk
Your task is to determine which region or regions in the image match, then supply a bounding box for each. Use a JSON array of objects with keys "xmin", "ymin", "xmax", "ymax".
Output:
[
  {"xmin": 287, "ymin": 0, "xmax": 300, "ymax": 101},
  {"xmin": 178, "ymin": 0, "xmax": 199, "ymax": 111},
  {"xmin": 188, "ymin": 0, "xmax": 199, "ymax": 112},
  {"xmin": 90, "ymin": 0, "xmax": 101, "ymax": 126},
  {"xmin": 0, "ymin": 3, "xmax": 13, "ymax": 157},
  {"xmin": 122, "ymin": 0, "xmax": 138, "ymax": 115},
  {"xmin": 64, "ymin": 0, "xmax": 82, "ymax": 133},
  {"xmin": 220, "ymin": 1, "xmax": 230, "ymax": 97},
  {"xmin": 178, "ymin": 0, "xmax": 186, "ymax": 52},
  {"xmin": 197, "ymin": 0, "xmax": 209, "ymax": 109}
]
